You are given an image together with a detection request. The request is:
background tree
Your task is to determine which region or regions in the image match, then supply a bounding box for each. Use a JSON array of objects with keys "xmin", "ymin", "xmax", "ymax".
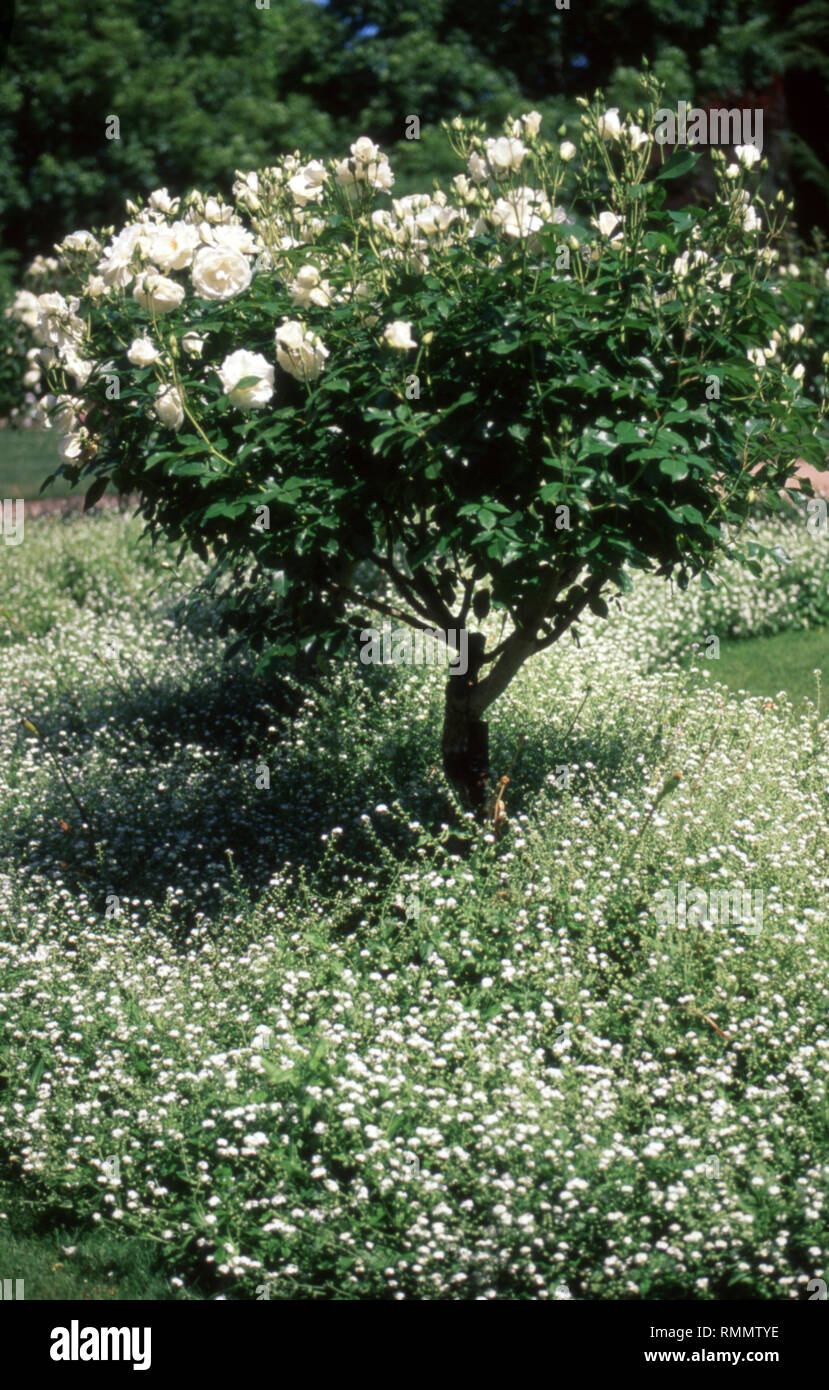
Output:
[{"xmin": 1, "ymin": 0, "xmax": 827, "ymax": 291}]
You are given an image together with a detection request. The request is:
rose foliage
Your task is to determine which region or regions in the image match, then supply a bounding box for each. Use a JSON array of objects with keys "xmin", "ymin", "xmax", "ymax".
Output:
[{"xmin": 9, "ymin": 74, "xmax": 828, "ymax": 806}]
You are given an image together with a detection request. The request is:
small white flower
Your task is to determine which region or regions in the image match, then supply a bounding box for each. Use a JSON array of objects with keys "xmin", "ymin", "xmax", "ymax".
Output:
[
  {"xmin": 217, "ymin": 349, "xmax": 274, "ymax": 410},
  {"xmin": 788, "ymin": 322, "xmax": 805, "ymax": 343},
  {"xmin": 593, "ymin": 211, "xmax": 623, "ymax": 244},
  {"xmin": 741, "ymin": 205, "xmax": 761, "ymax": 233},
  {"xmin": 127, "ymin": 336, "xmax": 160, "ymax": 368},
  {"xmin": 154, "ymin": 384, "xmax": 185, "ymax": 430},
  {"xmin": 192, "ymin": 246, "xmax": 252, "ymax": 301},
  {"xmin": 181, "ymin": 332, "xmax": 205, "ymax": 357},
  {"xmin": 289, "ymin": 264, "xmax": 332, "ymax": 308},
  {"xmin": 351, "ymin": 135, "xmax": 381, "ymax": 164},
  {"xmin": 149, "ymin": 187, "xmax": 178, "ymax": 214},
  {"xmin": 747, "ymin": 347, "xmax": 766, "ymax": 368},
  {"xmin": 558, "ymin": 141, "xmax": 577, "ymax": 161},
  {"xmin": 275, "ymin": 320, "xmax": 329, "ymax": 381},
  {"xmin": 148, "ymin": 221, "xmax": 200, "ymax": 272},
  {"xmin": 597, "ymin": 108, "xmax": 622, "ymax": 140},
  {"xmin": 467, "ymin": 151, "xmax": 489, "ymax": 185},
  {"xmin": 383, "ymin": 320, "xmax": 417, "ymax": 350},
  {"xmin": 521, "ymin": 111, "xmax": 542, "ymax": 138},
  {"xmin": 736, "ymin": 143, "xmax": 761, "ymax": 167},
  {"xmin": 133, "ymin": 272, "xmax": 185, "ymax": 314},
  {"xmin": 485, "ymin": 136, "xmax": 528, "ymax": 175},
  {"xmin": 626, "ymin": 123, "xmax": 649, "ymax": 149},
  {"xmin": 59, "ymin": 230, "xmax": 100, "ymax": 255}
]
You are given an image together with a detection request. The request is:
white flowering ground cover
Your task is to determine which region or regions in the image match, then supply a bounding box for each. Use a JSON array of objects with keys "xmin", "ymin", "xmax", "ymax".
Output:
[{"xmin": 0, "ymin": 508, "xmax": 827, "ymax": 1300}]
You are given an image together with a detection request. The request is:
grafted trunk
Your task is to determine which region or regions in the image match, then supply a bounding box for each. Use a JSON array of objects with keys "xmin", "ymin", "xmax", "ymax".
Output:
[{"xmin": 441, "ymin": 632, "xmax": 490, "ymax": 818}]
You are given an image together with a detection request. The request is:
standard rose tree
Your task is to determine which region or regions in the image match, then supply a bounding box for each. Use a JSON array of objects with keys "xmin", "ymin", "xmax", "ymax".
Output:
[{"xmin": 14, "ymin": 78, "xmax": 827, "ymax": 815}]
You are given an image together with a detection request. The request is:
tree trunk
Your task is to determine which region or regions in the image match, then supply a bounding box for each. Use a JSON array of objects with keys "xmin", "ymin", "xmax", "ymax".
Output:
[{"xmin": 441, "ymin": 632, "xmax": 490, "ymax": 818}]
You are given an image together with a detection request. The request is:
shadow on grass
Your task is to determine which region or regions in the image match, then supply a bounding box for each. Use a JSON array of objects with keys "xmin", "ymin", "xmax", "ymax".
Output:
[{"xmin": 3, "ymin": 654, "xmax": 660, "ymax": 935}]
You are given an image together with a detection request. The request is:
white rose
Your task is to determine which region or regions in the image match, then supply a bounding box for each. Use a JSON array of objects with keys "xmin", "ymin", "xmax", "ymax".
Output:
[
  {"xmin": 558, "ymin": 141, "xmax": 577, "ymax": 161},
  {"xmin": 154, "ymin": 384, "xmax": 185, "ymax": 430},
  {"xmin": 288, "ymin": 160, "xmax": 327, "ymax": 205},
  {"xmin": 10, "ymin": 290, "xmax": 39, "ymax": 329},
  {"xmin": 735, "ymin": 143, "xmax": 761, "ymax": 167},
  {"xmin": 61, "ymin": 348, "xmax": 94, "ymax": 386},
  {"xmin": 593, "ymin": 211, "xmax": 624, "ymax": 243},
  {"xmin": 725, "ymin": 163, "xmax": 740, "ymax": 178},
  {"xmin": 203, "ymin": 196, "xmax": 234, "ymax": 224},
  {"xmin": 351, "ymin": 136, "xmax": 381, "ymax": 164},
  {"xmin": 23, "ymin": 367, "xmax": 41, "ymax": 388},
  {"xmin": 58, "ymin": 431, "xmax": 86, "ymax": 463},
  {"xmin": 199, "ymin": 222, "xmax": 259, "ymax": 257},
  {"xmin": 42, "ymin": 394, "xmax": 79, "ymax": 433},
  {"xmin": 191, "ymin": 246, "xmax": 252, "ymax": 300},
  {"xmin": 289, "ymin": 265, "xmax": 331, "ymax": 308},
  {"xmin": 521, "ymin": 111, "xmax": 542, "ymax": 138},
  {"xmin": 181, "ymin": 332, "xmax": 205, "ymax": 357},
  {"xmin": 747, "ymin": 347, "xmax": 766, "ymax": 368},
  {"xmin": 452, "ymin": 173, "xmax": 476, "ymax": 203},
  {"xmin": 233, "ymin": 171, "xmax": 260, "ymax": 210},
  {"xmin": 415, "ymin": 204, "xmax": 458, "ymax": 236},
  {"xmin": 597, "ymin": 108, "xmax": 622, "ymax": 140},
  {"xmin": 383, "ymin": 320, "xmax": 417, "ymax": 350},
  {"xmin": 148, "ymin": 221, "xmax": 200, "ymax": 271},
  {"xmin": 97, "ymin": 224, "xmax": 149, "ymax": 287},
  {"xmin": 217, "ymin": 349, "xmax": 274, "ymax": 409},
  {"xmin": 467, "ymin": 151, "xmax": 489, "ymax": 185},
  {"xmin": 133, "ymin": 272, "xmax": 185, "ymax": 314},
  {"xmin": 149, "ymin": 188, "xmax": 178, "ymax": 214},
  {"xmin": 365, "ymin": 158, "xmax": 394, "ymax": 192},
  {"xmin": 792, "ymin": 363, "xmax": 805, "ymax": 380},
  {"xmin": 59, "ymin": 230, "xmax": 100, "ymax": 255},
  {"xmin": 627, "ymin": 124, "xmax": 649, "ymax": 150},
  {"xmin": 742, "ymin": 205, "xmax": 761, "ymax": 233},
  {"xmin": 788, "ymin": 322, "xmax": 805, "ymax": 343},
  {"xmin": 485, "ymin": 136, "xmax": 528, "ymax": 175},
  {"xmin": 274, "ymin": 321, "xmax": 329, "ymax": 381},
  {"xmin": 85, "ymin": 275, "xmax": 108, "ymax": 299},
  {"xmin": 492, "ymin": 190, "xmax": 549, "ymax": 239},
  {"xmin": 128, "ymin": 336, "xmax": 161, "ymax": 367}
]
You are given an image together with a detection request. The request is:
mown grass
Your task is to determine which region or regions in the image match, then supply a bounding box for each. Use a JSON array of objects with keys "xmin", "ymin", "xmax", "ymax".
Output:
[
  {"xmin": 716, "ymin": 627, "xmax": 829, "ymax": 707},
  {"xmin": 0, "ymin": 510, "xmax": 827, "ymax": 1301},
  {"xmin": 0, "ymin": 1183, "xmax": 175, "ymax": 1300},
  {"xmin": 0, "ymin": 428, "xmax": 77, "ymax": 498}
]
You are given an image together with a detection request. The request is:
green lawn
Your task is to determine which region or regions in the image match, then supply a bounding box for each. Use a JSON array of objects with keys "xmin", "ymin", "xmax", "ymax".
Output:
[
  {"xmin": 0, "ymin": 428, "xmax": 78, "ymax": 498},
  {"xmin": 716, "ymin": 627, "xmax": 829, "ymax": 709},
  {"xmin": 0, "ymin": 1184, "xmax": 174, "ymax": 1300}
]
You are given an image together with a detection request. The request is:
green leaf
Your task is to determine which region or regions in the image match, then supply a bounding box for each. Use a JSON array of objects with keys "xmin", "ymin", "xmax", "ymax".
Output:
[
  {"xmin": 659, "ymin": 457, "xmax": 690, "ymax": 481},
  {"xmin": 83, "ymin": 476, "xmax": 108, "ymax": 510},
  {"xmin": 653, "ymin": 149, "xmax": 698, "ymax": 182}
]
